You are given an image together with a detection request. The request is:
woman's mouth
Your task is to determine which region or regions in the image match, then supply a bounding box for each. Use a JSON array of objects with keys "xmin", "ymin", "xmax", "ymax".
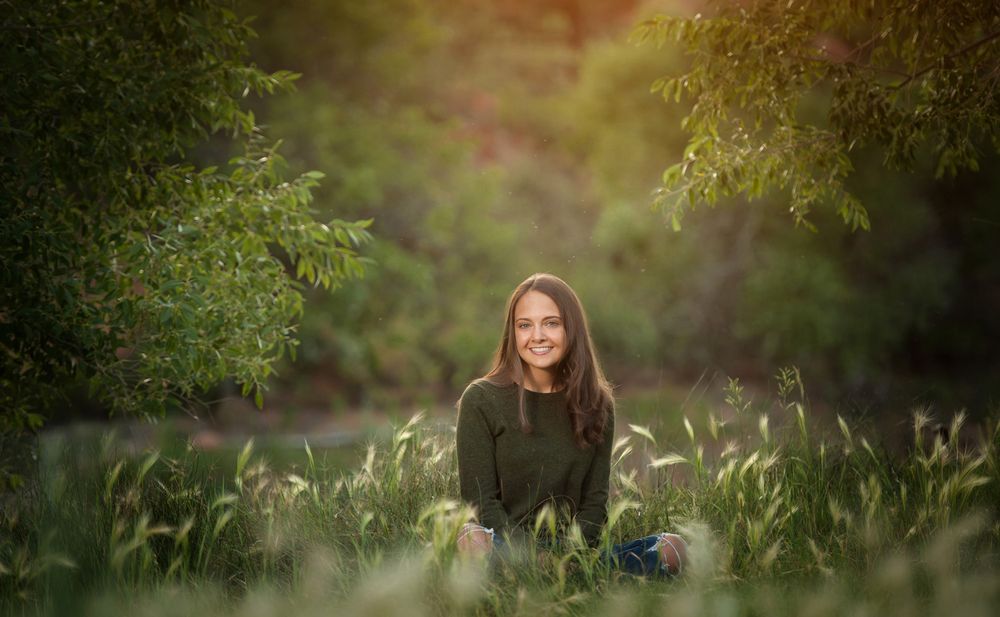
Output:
[{"xmin": 529, "ymin": 346, "xmax": 553, "ymax": 355}]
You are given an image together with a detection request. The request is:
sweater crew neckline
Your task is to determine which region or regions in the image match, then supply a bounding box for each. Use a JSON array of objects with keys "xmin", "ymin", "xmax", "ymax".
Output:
[
  {"xmin": 479, "ymin": 379, "xmax": 566, "ymax": 397},
  {"xmin": 476, "ymin": 379, "xmax": 566, "ymax": 399},
  {"xmin": 524, "ymin": 387, "xmax": 565, "ymax": 397}
]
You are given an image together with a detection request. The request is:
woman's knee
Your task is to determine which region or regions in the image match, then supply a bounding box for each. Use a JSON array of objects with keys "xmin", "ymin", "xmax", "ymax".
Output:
[
  {"xmin": 655, "ymin": 532, "xmax": 687, "ymax": 576},
  {"xmin": 457, "ymin": 523, "xmax": 494, "ymax": 556}
]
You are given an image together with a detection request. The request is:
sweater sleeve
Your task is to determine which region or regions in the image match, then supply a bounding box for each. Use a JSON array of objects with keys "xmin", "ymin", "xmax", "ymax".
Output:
[
  {"xmin": 456, "ymin": 383, "xmax": 519, "ymax": 541},
  {"xmin": 575, "ymin": 405, "xmax": 615, "ymax": 546}
]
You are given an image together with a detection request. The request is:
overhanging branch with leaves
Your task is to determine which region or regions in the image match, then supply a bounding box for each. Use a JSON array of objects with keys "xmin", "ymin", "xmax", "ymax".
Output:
[{"xmin": 633, "ymin": 0, "xmax": 1000, "ymax": 231}]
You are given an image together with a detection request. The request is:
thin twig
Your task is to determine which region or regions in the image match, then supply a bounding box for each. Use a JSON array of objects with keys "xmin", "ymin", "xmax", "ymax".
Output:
[{"xmin": 845, "ymin": 28, "xmax": 886, "ymax": 63}]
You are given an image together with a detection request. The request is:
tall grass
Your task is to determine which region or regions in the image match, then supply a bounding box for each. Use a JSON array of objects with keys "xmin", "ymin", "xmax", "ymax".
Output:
[{"xmin": 2, "ymin": 371, "xmax": 998, "ymax": 616}]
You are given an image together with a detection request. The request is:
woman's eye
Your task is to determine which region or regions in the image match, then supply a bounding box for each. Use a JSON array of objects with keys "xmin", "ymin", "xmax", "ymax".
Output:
[{"xmin": 546, "ymin": 321, "xmax": 559, "ymax": 328}]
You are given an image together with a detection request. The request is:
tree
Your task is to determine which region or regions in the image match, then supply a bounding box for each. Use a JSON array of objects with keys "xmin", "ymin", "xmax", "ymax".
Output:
[
  {"xmin": 633, "ymin": 0, "xmax": 1000, "ymax": 231},
  {"xmin": 0, "ymin": 0, "xmax": 371, "ymax": 481}
]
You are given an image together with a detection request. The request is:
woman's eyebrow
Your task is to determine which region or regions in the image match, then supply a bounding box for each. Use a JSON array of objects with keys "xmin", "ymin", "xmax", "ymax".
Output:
[{"xmin": 515, "ymin": 315, "xmax": 561, "ymax": 321}]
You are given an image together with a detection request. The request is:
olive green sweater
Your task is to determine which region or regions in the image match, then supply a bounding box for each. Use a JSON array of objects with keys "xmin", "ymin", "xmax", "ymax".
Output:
[{"xmin": 456, "ymin": 379, "xmax": 614, "ymax": 546}]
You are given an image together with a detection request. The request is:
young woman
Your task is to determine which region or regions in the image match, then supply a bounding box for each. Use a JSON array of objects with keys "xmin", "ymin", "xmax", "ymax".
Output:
[{"xmin": 455, "ymin": 273, "xmax": 686, "ymax": 577}]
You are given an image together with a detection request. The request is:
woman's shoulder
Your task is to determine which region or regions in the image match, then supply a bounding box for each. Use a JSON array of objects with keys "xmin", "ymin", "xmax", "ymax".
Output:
[
  {"xmin": 457, "ymin": 379, "xmax": 515, "ymax": 423},
  {"xmin": 461, "ymin": 378, "xmax": 514, "ymax": 401}
]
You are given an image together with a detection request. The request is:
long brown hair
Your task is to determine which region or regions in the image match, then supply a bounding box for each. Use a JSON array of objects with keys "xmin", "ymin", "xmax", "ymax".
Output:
[{"xmin": 483, "ymin": 273, "xmax": 613, "ymax": 448}]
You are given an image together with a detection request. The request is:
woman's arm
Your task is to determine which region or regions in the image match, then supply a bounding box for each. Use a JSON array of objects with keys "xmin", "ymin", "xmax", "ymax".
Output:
[
  {"xmin": 574, "ymin": 407, "xmax": 615, "ymax": 546},
  {"xmin": 456, "ymin": 383, "xmax": 517, "ymax": 539}
]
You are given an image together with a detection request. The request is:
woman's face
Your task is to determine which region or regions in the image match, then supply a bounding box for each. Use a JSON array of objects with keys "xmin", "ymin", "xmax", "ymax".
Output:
[{"xmin": 513, "ymin": 290, "xmax": 567, "ymax": 380}]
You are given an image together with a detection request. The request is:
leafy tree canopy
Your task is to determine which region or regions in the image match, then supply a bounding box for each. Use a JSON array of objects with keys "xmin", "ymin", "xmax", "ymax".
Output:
[
  {"xmin": 634, "ymin": 0, "xmax": 1000, "ymax": 231},
  {"xmin": 0, "ymin": 0, "xmax": 371, "ymax": 448}
]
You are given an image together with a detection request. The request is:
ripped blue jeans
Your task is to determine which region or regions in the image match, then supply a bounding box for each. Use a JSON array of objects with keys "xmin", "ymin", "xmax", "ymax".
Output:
[{"xmin": 460, "ymin": 524, "xmax": 685, "ymax": 578}]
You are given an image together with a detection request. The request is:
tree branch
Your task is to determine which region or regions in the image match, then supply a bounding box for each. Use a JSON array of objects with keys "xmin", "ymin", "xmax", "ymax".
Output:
[
  {"xmin": 784, "ymin": 53, "xmax": 910, "ymax": 79},
  {"xmin": 892, "ymin": 29, "xmax": 1000, "ymax": 90},
  {"xmin": 0, "ymin": 17, "xmax": 112, "ymax": 32},
  {"xmin": 790, "ymin": 28, "xmax": 1000, "ymax": 88}
]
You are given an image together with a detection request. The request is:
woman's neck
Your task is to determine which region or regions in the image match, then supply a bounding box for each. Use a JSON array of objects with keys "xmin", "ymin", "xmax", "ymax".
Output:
[{"xmin": 521, "ymin": 366, "xmax": 561, "ymax": 393}]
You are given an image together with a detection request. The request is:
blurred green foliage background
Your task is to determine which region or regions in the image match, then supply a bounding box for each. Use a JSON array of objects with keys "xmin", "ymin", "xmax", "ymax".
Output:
[{"xmin": 220, "ymin": 0, "xmax": 998, "ymax": 415}]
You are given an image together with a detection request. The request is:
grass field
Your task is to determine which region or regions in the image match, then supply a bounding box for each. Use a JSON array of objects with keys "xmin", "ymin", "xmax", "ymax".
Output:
[{"xmin": 2, "ymin": 371, "xmax": 998, "ymax": 616}]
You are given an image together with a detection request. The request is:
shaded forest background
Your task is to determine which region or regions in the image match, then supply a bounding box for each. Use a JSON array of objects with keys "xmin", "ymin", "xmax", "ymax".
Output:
[
  {"xmin": 236, "ymin": 0, "xmax": 998, "ymax": 416},
  {"xmin": 60, "ymin": 0, "xmax": 1000, "ymax": 422}
]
